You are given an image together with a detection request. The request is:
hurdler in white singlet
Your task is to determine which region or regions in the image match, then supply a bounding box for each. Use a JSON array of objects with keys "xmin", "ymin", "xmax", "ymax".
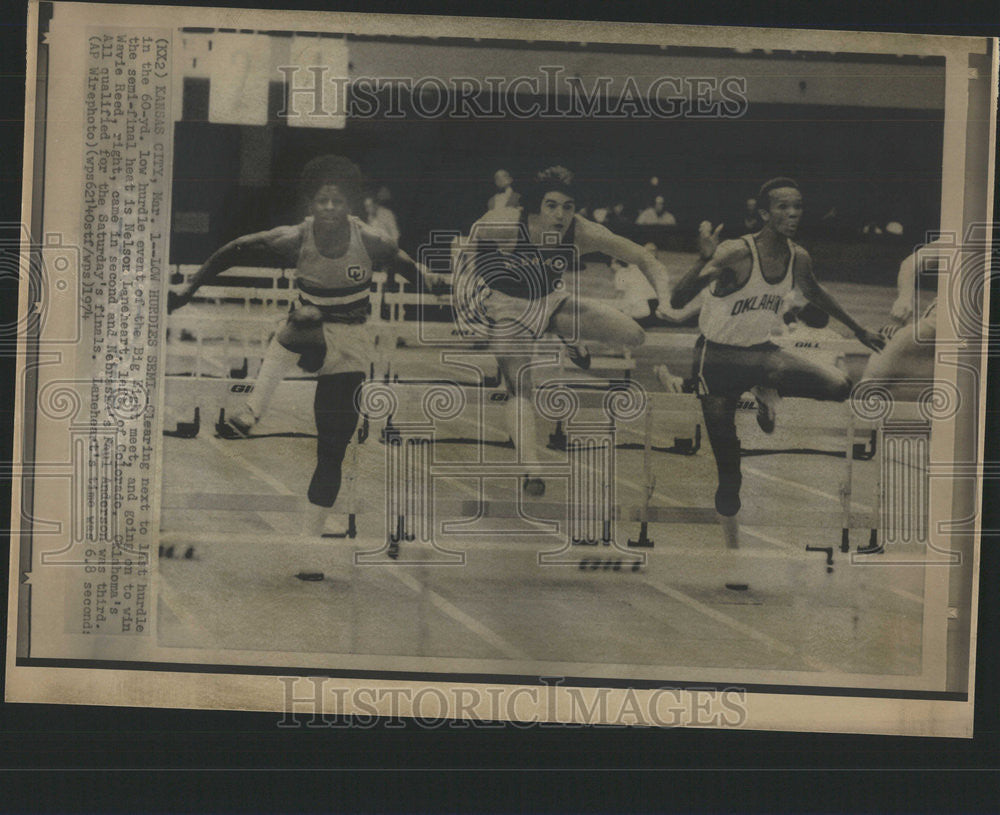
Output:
[
  {"xmin": 698, "ymin": 234, "xmax": 795, "ymax": 347},
  {"xmin": 295, "ymin": 215, "xmax": 375, "ymax": 322}
]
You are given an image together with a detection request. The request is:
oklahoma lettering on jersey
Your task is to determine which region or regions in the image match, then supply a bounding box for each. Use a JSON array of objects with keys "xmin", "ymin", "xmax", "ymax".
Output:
[
  {"xmin": 294, "ymin": 215, "xmax": 374, "ymax": 324},
  {"xmin": 730, "ymin": 292, "xmax": 785, "ymax": 316},
  {"xmin": 698, "ymin": 234, "xmax": 795, "ymax": 346}
]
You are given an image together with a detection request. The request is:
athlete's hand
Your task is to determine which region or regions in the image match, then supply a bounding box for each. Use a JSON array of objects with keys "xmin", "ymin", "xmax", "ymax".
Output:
[
  {"xmin": 697, "ymin": 220, "xmax": 724, "ymax": 261},
  {"xmin": 855, "ymin": 327, "xmax": 887, "ymax": 353},
  {"xmin": 889, "ymin": 296, "xmax": 913, "ymax": 324},
  {"xmin": 655, "ymin": 296, "xmax": 700, "ymax": 323},
  {"xmin": 167, "ymin": 290, "xmax": 191, "ymax": 314},
  {"xmin": 653, "ymin": 364, "xmax": 685, "ymax": 393},
  {"xmin": 422, "ymin": 271, "xmax": 452, "ymax": 296}
]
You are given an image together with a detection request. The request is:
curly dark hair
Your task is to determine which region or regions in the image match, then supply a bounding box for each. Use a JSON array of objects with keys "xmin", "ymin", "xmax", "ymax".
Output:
[
  {"xmin": 299, "ymin": 154, "xmax": 364, "ymax": 212},
  {"xmin": 522, "ymin": 165, "xmax": 577, "ymax": 214}
]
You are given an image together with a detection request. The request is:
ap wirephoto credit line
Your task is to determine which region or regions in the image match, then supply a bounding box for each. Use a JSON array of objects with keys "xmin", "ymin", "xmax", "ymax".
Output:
[{"xmin": 5, "ymin": 1, "xmax": 996, "ymax": 736}]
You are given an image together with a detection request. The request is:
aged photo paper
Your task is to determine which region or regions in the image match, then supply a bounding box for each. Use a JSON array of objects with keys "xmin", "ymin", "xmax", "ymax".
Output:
[{"xmin": 6, "ymin": 1, "xmax": 997, "ymax": 736}]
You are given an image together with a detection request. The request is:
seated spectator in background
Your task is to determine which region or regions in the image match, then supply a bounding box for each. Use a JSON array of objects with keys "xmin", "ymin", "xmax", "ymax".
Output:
[
  {"xmin": 592, "ymin": 204, "xmax": 610, "ymax": 225},
  {"xmin": 636, "ymin": 195, "xmax": 677, "ymax": 226},
  {"xmin": 363, "ymin": 194, "xmax": 400, "ymax": 243},
  {"xmin": 487, "ymin": 169, "xmax": 520, "ymax": 210},
  {"xmin": 611, "ymin": 258, "xmax": 656, "ymax": 320},
  {"xmin": 740, "ymin": 197, "xmax": 762, "ymax": 233},
  {"xmin": 604, "ymin": 201, "xmax": 631, "ymax": 234}
]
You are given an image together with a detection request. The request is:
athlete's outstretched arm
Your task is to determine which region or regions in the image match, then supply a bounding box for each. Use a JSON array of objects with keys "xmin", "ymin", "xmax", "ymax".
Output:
[
  {"xmin": 575, "ymin": 219, "xmax": 677, "ymax": 301},
  {"xmin": 394, "ymin": 249, "xmax": 450, "ymax": 293},
  {"xmin": 669, "ymin": 237, "xmax": 745, "ymax": 310},
  {"xmin": 794, "ymin": 250, "xmax": 885, "ymax": 353},
  {"xmin": 169, "ymin": 225, "xmax": 302, "ymax": 312},
  {"xmin": 359, "ymin": 226, "xmax": 449, "ymax": 293},
  {"xmin": 889, "ymin": 251, "xmax": 919, "ymax": 323}
]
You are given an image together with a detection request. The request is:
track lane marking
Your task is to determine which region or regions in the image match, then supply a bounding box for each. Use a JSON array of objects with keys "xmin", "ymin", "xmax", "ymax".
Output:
[
  {"xmin": 639, "ymin": 573, "xmax": 838, "ymax": 673},
  {"xmin": 386, "ymin": 568, "xmax": 532, "ymax": 661}
]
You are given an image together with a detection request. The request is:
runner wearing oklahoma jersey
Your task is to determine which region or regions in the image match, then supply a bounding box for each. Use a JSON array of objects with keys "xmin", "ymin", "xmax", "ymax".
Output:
[{"xmin": 669, "ymin": 178, "xmax": 884, "ymax": 568}]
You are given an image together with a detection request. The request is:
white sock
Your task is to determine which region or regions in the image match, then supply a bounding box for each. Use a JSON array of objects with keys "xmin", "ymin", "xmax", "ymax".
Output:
[
  {"xmin": 718, "ymin": 512, "xmax": 740, "ymax": 549},
  {"xmin": 302, "ymin": 502, "xmax": 329, "ymax": 537},
  {"xmin": 513, "ymin": 393, "xmax": 542, "ymax": 466},
  {"xmin": 246, "ymin": 335, "xmax": 299, "ymax": 420}
]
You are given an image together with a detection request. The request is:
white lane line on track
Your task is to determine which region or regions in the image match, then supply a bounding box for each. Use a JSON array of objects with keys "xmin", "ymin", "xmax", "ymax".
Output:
[
  {"xmin": 743, "ymin": 464, "xmax": 873, "ymax": 513},
  {"xmin": 740, "ymin": 527, "xmax": 800, "ymax": 552},
  {"xmin": 443, "ymin": 409, "xmax": 688, "ymax": 508},
  {"xmin": 639, "ymin": 574, "xmax": 838, "ymax": 673},
  {"xmin": 386, "ymin": 568, "xmax": 532, "ymax": 661},
  {"xmin": 886, "ymin": 584, "xmax": 925, "ymax": 606},
  {"xmin": 205, "ymin": 435, "xmax": 296, "ymax": 496},
  {"xmin": 443, "ymin": 405, "xmax": 836, "ymax": 672},
  {"xmin": 157, "ymin": 578, "xmax": 224, "ymax": 649}
]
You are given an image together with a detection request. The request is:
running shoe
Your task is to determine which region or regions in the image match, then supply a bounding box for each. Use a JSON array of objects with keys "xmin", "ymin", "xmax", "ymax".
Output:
[
  {"xmin": 218, "ymin": 406, "xmax": 257, "ymax": 439},
  {"xmin": 564, "ymin": 343, "xmax": 591, "ymax": 370},
  {"xmin": 750, "ymin": 386, "xmax": 779, "ymax": 434}
]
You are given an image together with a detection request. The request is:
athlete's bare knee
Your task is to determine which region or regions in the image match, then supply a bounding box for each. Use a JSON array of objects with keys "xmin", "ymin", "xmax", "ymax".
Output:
[
  {"xmin": 623, "ymin": 323, "xmax": 645, "ymax": 348},
  {"xmin": 830, "ymin": 373, "xmax": 852, "ymax": 402}
]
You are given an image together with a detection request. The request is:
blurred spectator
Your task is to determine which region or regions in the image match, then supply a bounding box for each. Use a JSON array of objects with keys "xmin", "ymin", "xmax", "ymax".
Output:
[
  {"xmin": 740, "ymin": 197, "xmax": 762, "ymax": 233},
  {"xmin": 885, "ymin": 221, "xmax": 904, "ymax": 237},
  {"xmin": 592, "ymin": 204, "xmax": 609, "ymax": 225},
  {"xmin": 487, "ymin": 169, "xmax": 520, "ymax": 210},
  {"xmin": 363, "ymin": 194, "xmax": 401, "ymax": 243},
  {"xmin": 604, "ymin": 201, "xmax": 631, "ymax": 234},
  {"xmin": 636, "ymin": 195, "xmax": 677, "ymax": 226},
  {"xmin": 611, "ymin": 258, "xmax": 656, "ymax": 320}
]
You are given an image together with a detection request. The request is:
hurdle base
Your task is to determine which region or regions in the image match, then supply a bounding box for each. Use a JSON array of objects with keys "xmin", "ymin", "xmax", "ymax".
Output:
[
  {"xmin": 852, "ymin": 431, "xmax": 878, "ymax": 461},
  {"xmin": 322, "ymin": 514, "xmax": 358, "ymax": 540},
  {"xmin": 627, "ymin": 521, "xmax": 655, "ymax": 548},
  {"xmin": 230, "ymin": 358, "xmax": 249, "ymax": 379},
  {"xmin": 856, "ymin": 528, "xmax": 884, "ymax": 555},
  {"xmin": 386, "ymin": 515, "xmax": 406, "ymax": 559},
  {"xmin": 806, "ymin": 544, "xmax": 835, "ymax": 574},
  {"xmin": 547, "ymin": 421, "xmax": 567, "ymax": 451},
  {"xmin": 164, "ymin": 407, "xmax": 201, "ymax": 439}
]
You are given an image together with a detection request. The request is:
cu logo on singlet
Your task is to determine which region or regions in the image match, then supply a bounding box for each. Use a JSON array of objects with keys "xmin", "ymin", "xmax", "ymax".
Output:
[{"xmin": 347, "ymin": 264, "xmax": 365, "ymax": 282}]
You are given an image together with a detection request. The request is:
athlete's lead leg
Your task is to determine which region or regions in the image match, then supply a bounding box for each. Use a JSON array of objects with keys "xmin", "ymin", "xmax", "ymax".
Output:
[
  {"xmin": 550, "ymin": 296, "xmax": 645, "ymax": 349},
  {"xmin": 223, "ymin": 333, "xmax": 300, "ymax": 437},
  {"xmin": 762, "ymin": 348, "xmax": 852, "ymax": 402}
]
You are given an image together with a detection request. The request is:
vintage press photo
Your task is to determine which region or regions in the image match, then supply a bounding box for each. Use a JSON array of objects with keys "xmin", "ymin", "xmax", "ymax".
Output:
[{"xmin": 6, "ymin": 2, "xmax": 996, "ymax": 735}]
